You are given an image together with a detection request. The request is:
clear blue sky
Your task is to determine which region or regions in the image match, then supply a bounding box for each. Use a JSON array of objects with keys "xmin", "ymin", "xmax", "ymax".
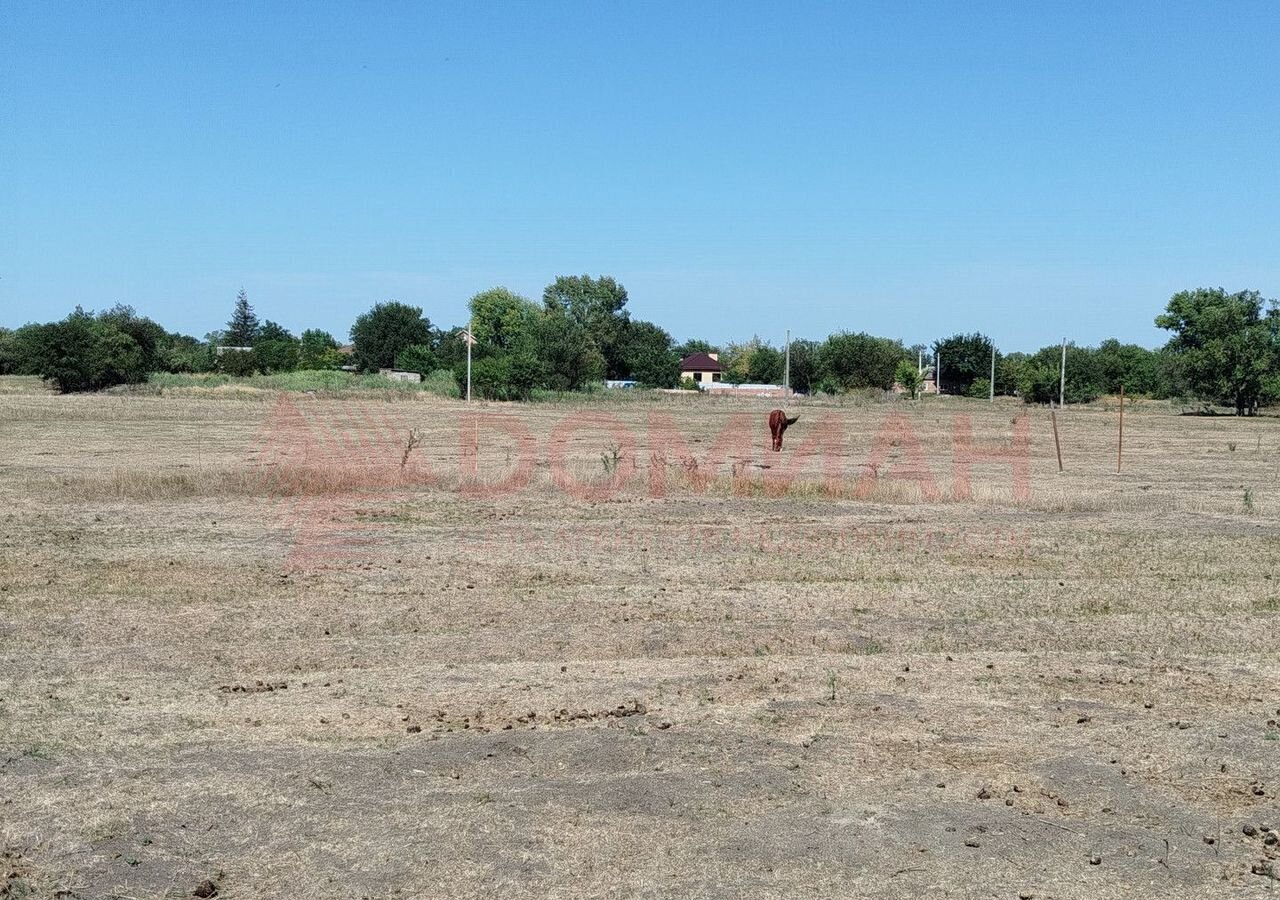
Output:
[{"xmin": 3, "ymin": 1, "xmax": 1277, "ymax": 351}]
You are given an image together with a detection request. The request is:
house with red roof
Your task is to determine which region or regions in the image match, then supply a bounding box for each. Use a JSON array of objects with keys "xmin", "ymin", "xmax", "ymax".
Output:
[{"xmin": 679, "ymin": 351, "xmax": 723, "ymax": 387}]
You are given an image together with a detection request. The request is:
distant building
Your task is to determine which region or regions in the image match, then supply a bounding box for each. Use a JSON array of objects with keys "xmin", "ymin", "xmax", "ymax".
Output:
[
  {"xmin": 921, "ymin": 365, "xmax": 938, "ymax": 394},
  {"xmin": 702, "ymin": 382, "xmax": 789, "ymax": 399},
  {"xmin": 679, "ymin": 352, "xmax": 723, "ymax": 386},
  {"xmin": 894, "ymin": 365, "xmax": 937, "ymax": 395},
  {"xmin": 214, "ymin": 345, "xmax": 254, "ymax": 356},
  {"xmin": 605, "ymin": 380, "xmax": 639, "ymax": 389},
  {"xmin": 379, "ymin": 368, "xmax": 422, "ymax": 383}
]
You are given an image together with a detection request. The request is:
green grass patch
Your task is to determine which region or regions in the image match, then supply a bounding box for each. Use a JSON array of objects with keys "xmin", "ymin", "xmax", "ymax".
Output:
[{"xmin": 142, "ymin": 368, "xmax": 460, "ymax": 398}]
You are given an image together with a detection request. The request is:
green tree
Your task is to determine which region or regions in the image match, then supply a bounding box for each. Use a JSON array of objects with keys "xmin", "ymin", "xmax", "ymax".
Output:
[
  {"xmin": 0, "ymin": 324, "xmax": 44, "ymax": 375},
  {"xmin": 966, "ymin": 377, "xmax": 991, "ymax": 399},
  {"xmin": 469, "ymin": 352, "xmax": 544, "ymax": 401},
  {"xmin": 542, "ymin": 275, "xmax": 631, "ymax": 378},
  {"xmin": 253, "ymin": 339, "xmax": 298, "ymax": 374},
  {"xmin": 620, "ymin": 320, "xmax": 679, "ymax": 387},
  {"xmin": 27, "ymin": 308, "xmax": 146, "ymax": 393},
  {"xmin": 1093, "ymin": 339, "xmax": 1159, "ymax": 395},
  {"xmin": 749, "ymin": 345, "xmax": 784, "ymax": 384},
  {"xmin": 225, "ymin": 288, "xmax": 260, "ymax": 346},
  {"xmin": 435, "ymin": 326, "xmax": 472, "ymax": 371},
  {"xmin": 218, "ymin": 349, "xmax": 256, "ymax": 377},
  {"xmin": 895, "ymin": 359, "xmax": 923, "ymax": 399},
  {"xmin": 1156, "ymin": 287, "xmax": 1279, "ymax": 415},
  {"xmin": 470, "ymin": 288, "xmax": 541, "ymax": 353},
  {"xmin": 258, "ymin": 321, "xmax": 293, "ymax": 343},
  {"xmin": 819, "ymin": 332, "xmax": 908, "ymax": 391},
  {"xmin": 248, "ymin": 320, "xmax": 298, "ymax": 373},
  {"xmin": 96, "ymin": 305, "xmax": 170, "ymax": 373},
  {"xmin": 1016, "ymin": 343, "xmax": 1103, "ymax": 405},
  {"xmin": 394, "ymin": 343, "xmax": 439, "ymax": 376},
  {"xmin": 298, "ymin": 329, "xmax": 341, "ymax": 369},
  {"xmin": 786, "ymin": 339, "xmax": 821, "ymax": 393},
  {"xmin": 932, "ymin": 333, "xmax": 995, "ymax": 395},
  {"xmin": 0, "ymin": 328, "xmax": 19, "ymax": 375},
  {"xmin": 717, "ymin": 340, "xmax": 753, "ymax": 384},
  {"xmin": 159, "ymin": 334, "xmax": 213, "ymax": 373},
  {"xmin": 995, "ymin": 351, "xmax": 1028, "ymax": 396},
  {"xmin": 350, "ymin": 301, "xmax": 433, "ymax": 372},
  {"xmin": 535, "ymin": 311, "xmax": 606, "ymax": 391},
  {"xmin": 673, "ymin": 338, "xmax": 716, "ymax": 359}
]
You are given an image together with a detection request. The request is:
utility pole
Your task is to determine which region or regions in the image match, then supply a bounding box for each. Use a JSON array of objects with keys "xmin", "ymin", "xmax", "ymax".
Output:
[
  {"xmin": 1059, "ymin": 338, "xmax": 1067, "ymax": 408},
  {"xmin": 784, "ymin": 328, "xmax": 790, "ymax": 396},
  {"xmin": 937, "ymin": 351, "xmax": 942, "ymax": 395},
  {"xmin": 464, "ymin": 325, "xmax": 476, "ymax": 403},
  {"xmin": 989, "ymin": 343, "xmax": 996, "ymax": 402}
]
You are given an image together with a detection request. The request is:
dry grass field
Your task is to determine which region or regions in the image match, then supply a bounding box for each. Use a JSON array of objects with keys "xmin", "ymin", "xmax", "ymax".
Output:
[{"xmin": 2, "ymin": 376, "xmax": 1279, "ymax": 899}]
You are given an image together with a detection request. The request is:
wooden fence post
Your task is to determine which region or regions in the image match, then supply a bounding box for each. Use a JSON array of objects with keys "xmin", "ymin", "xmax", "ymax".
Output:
[{"xmin": 1051, "ymin": 407, "xmax": 1063, "ymax": 473}]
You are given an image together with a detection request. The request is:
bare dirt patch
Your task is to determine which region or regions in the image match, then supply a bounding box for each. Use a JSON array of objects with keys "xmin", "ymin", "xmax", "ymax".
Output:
[{"xmin": 1, "ymin": 385, "xmax": 1278, "ymax": 898}]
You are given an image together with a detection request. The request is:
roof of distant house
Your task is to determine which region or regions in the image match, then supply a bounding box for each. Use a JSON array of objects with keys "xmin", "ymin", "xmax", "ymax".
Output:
[{"xmin": 679, "ymin": 352, "xmax": 722, "ymax": 372}]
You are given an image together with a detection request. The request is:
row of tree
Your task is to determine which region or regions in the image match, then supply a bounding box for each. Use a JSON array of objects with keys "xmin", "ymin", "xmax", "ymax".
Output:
[{"xmin": 1, "ymin": 283, "xmax": 1276, "ymax": 414}]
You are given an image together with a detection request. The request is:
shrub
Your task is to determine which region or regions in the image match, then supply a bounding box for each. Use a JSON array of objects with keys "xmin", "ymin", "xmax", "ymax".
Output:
[
  {"xmin": 394, "ymin": 343, "xmax": 439, "ymax": 376},
  {"xmin": 894, "ymin": 359, "xmax": 923, "ymax": 399},
  {"xmin": 967, "ymin": 377, "xmax": 991, "ymax": 399},
  {"xmin": 217, "ymin": 349, "xmax": 257, "ymax": 377},
  {"xmin": 27, "ymin": 309, "xmax": 147, "ymax": 393}
]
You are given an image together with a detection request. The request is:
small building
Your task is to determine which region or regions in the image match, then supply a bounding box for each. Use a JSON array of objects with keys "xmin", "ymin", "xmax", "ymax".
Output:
[
  {"xmin": 379, "ymin": 368, "xmax": 422, "ymax": 383},
  {"xmin": 921, "ymin": 365, "xmax": 938, "ymax": 394},
  {"xmin": 214, "ymin": 345, "xmax": 254, "ymax": 356},
  {"xmin": 679, "ymin": 352, "xmax": 723, "ymax": 386},
  {"xmin": 605, "ymin": 380, "xmax": 639, "ymax": 389},
  {"xmin": 702, "ymin": 382, "xmax": 789, "ymax": 399}
]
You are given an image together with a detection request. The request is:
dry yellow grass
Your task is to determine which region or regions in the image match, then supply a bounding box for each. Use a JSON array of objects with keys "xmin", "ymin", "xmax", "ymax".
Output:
[{"xmin": 1, "ymin": 380, "xmax": 1279, "ymax": 898}]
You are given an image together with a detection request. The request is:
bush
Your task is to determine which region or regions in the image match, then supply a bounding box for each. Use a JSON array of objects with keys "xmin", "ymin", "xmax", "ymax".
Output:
[
  {"xmin": 467, "ymin": 352, "xmax": 545, "ymax": 400},
  {"xmin": 217, "ymin": 349, "xmax": 257, "ymax": 377},
  {"xmin": 28, "ymin": 309, "xmax": 147, "ymax": 393},
  {"xmin": 966, "ymin": 377, "xmax": 991, "ymax": 399},
  {"xmin": 819, "ymin": 332, "xmax": 907, "ymax": 391},
  {"xmin": 894, "ymin": 359, "xmax": 923, "ymax": 399},
  {"xmin": 299, "ymin": 329, "xmax": 342, "ymax": 370},
  {"xmin": 253, "ymin": 339, "xmax": 299, "ymax": 374},
  {"xmin": 394, "ymin": 343, "xmax": 439, "ymax": 376}
]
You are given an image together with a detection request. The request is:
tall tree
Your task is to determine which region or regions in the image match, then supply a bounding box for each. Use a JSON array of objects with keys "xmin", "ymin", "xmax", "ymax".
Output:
[
  {"xmin": 932, "ymin": 333, "xmax": 995, "ymax": 395},
  {"xmin": 225, "ymin": 288, "xmax": 260, "ymax": 346},
  {"xmin": 1156, "ymin": 288, "xmax": 1279, "ymax": 415},
  {"xmin": 470, "ymin": 288, "xmax": 541, "ymax": 354},
  {"xmin": 298, "ymin": 329, "xmax": 341, "ymax": 369},
  {"xmin": 673, "ymin": 338, "xmax": 716, "ymax": 359},
  {"xmin": 542, "ymin": 275, "xmax": 631, "ymax": 378},
  {"xmin": 1015, "ymin": 343, "xmax": 1103, "ymax": 405},
  {"xmin": 258, "ymin": 320, "xmax": 294, "ymax": 343},
  {"xmin": 819, "ymin": 332, "xmax": 908, "ymax": 391},
  {"xmin": 349, "ymin": 301, "xmax": 433, "ymax": 372},
  {"xmin": 1093, "ymin": 339, "xmax": 1159, "ymax": 395},
  {"xmin": 786, "ymin": 339, "xmax": 821, "ymax": 393},
  {"xmin": 619, "ymin": 320, "xmax": 679, "ymax": 387},
  {"xmin": 748, "ymin": 345, "xmax": 784, "ymax": 384},
  {"xmin": 535, "ymin": 310, "xmax": 606, "ymax": 391}
]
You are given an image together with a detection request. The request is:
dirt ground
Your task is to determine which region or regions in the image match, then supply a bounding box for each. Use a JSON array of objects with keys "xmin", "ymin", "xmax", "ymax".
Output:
[{"xmin": 1, "ymin": 379, "xmax": 1278, "ymax": 899}]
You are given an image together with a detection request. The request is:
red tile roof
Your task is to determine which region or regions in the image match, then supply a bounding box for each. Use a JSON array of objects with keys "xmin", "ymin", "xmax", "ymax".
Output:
[{"xmin": 679, "ymin": 352, "xmax": 722, "ymax": 372}]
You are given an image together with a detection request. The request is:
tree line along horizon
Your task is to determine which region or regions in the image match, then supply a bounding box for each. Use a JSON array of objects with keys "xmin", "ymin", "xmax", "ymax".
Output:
[{"xmin": 1, "ymin": 275, "xmax": 1277, "ymax": 414}]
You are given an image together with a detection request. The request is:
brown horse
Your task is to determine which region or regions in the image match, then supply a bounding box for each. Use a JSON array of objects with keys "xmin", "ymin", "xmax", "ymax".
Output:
[{"xmin": 768, "ymin": 409, "xmax": 799, "ymax": 451}]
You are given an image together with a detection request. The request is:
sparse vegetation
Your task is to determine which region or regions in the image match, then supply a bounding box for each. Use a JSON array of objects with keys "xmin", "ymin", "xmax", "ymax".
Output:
[{"xmin": 2, "ymin": 384, "xmax": 1278, "ymax": 898}]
